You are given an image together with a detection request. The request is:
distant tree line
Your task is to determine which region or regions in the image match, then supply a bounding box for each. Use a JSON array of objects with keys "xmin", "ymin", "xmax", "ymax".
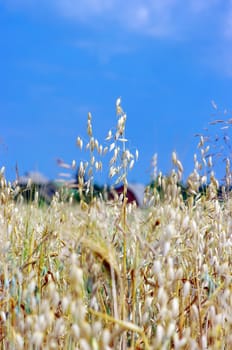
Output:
[{"xmin": 13, "ymin": 176, "xmax": 231, "ymax": 206}]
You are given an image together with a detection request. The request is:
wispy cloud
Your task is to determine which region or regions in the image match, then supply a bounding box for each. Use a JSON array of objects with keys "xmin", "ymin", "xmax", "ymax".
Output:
[
  {"xmin": 1, "ymin": 0, "xmax": 225, "ymax": 39},
  {"xmin": 55, "ymin": 0, "xmax": 115, "ymax": 19},
  {"xmin": 2, "ymin": 0, "xmax": 232, "ymax": 75},
  {"xmin": 222, "ymin": 0, "xmax": 232, "ymax": 40},
  {"xmin": 73, "ymin": 38, "xmax": 135, "ymax": 63},
  {"xmin": 51, "ymin": 0, "xmax": 225, "ymax": 40}
]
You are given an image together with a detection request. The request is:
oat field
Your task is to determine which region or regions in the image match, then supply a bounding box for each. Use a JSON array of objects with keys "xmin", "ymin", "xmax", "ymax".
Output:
[{"xmin": 1, "ymin": 100, "xmax": 232, "ymax": 349}]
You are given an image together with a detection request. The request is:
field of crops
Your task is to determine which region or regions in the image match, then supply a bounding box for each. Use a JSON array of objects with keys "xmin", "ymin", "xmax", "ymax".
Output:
[
  {"xmin": 1, "ymin": 164, "xmax": 232, "ymax": 350},
  {"xmin": 1, "ymin": 101, "xmax": 232, "ymax": 349}
]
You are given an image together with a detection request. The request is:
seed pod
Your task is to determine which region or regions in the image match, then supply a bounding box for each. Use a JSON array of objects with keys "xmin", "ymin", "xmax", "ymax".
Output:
[
  {"xmin": 106, "ymin": 130, "xmax": 112, "ymax": 140},
  {"xmin": 135, "ymin": 149, "xmax": 139, "ymax": 161},
  {"xmin": 76, "ymin": 136, "xmax": 83, "ymax": 150},
  {"xmin": 172, "ymin": 151, "xmax": 177, "ymax": 165}
]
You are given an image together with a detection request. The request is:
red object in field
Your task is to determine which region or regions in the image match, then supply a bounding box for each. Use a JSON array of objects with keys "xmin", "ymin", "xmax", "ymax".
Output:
[{"xmin": 109, "ymin": 184, "xmax": 142, "ymax": 206}]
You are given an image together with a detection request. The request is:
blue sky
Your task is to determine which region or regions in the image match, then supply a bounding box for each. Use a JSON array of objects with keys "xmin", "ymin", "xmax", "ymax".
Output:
[{"xmin": 1, "ymin": 0, "xmax": 232, "ymax": 185}]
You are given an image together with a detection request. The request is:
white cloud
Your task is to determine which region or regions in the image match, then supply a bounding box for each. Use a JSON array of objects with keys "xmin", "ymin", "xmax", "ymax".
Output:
[
  {"xmin": 222, "ymin": 1, "xmax": 232, "ymax": 40},
  {"xmin": 73, "ymin": 38, "xmax": 134, "ymax": 62},
  {"xmin": 187, "ymin": 0, "xmax": 220, "ymax": 14},
  {"xmin": 3, "ymin": 0, "xmax": 232, "ymax": 76},
  {"xmin": 1, "ymin": 0, "xmax": 225, "ymax": 39},
  {"xmin": 54, "ymin": 0, "xmax": 114, "ymax": 20}
]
